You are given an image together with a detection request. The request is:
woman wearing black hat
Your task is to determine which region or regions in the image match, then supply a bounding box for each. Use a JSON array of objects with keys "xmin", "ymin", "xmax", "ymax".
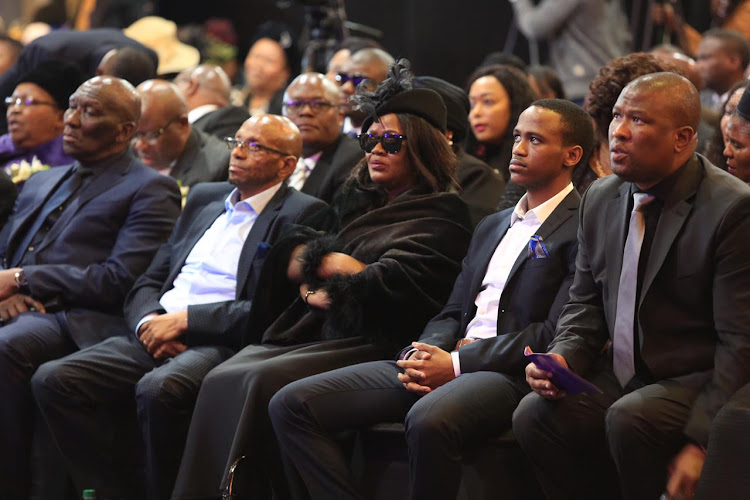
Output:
[
  {"xmin": 0, "ymin": 60, "xmax": 83, "ymax": 189},
  {"xmin": 172, "ymin": 59, "xmax": 473, "ymax": 500}
]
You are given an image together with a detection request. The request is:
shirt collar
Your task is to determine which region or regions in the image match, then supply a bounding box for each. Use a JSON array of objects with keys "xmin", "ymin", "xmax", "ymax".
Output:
[
  {"xmin": 187, "ymin": 104, "xmax": 221, "ymax": 124},
  {"xmin": 511, "ymin": 183, "xmax": 574, "ymax": 227},
  {"xmin": 302, "ymin": 151, "xmax": 323, "ymax": 169},
  {"xmin": 225, "ymin": 182, "xmax": 283, "ymax": 215}
]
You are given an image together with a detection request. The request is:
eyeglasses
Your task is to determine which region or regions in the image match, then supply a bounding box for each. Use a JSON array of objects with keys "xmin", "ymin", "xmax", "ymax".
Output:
[
  {"xmin": 4, "ymin": 96, "xmax": 57, "ymax": 108},
  {"xmin": 335, "ymin": 73, "xmax": 369, "ymax": 86},
  {"xmin": 282, "ymin": 99, "xmax": 335, "ymax": 114},
  {"xmin": 359, "ymin": 133, "xmax": 408, "ymax": 154},
  {"xmin": 224, "ymin": 137, "xmax": 292, "ymax": 156},
  {"xmin": 133, "ymin": 115, "xmax": 181, "ymax": 144}
]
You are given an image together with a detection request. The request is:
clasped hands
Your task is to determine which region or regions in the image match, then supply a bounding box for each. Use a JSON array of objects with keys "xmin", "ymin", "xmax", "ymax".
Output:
[
  {"xmin": 396, "ymin": 342, "xmax": 455, "ymax": 395},
  {"xmin": 137, "ymin": 310, "xmax": 188, "ymax": 360}
]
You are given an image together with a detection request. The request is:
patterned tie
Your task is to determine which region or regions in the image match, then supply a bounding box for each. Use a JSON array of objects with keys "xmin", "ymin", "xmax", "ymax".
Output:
[
  {"xmin": 613, "ymin": 192, "xmax": 655, "ymax": 387},
  {"xmin": 289, "ymin": 157, "xmax": 311, "ymax": 191}
]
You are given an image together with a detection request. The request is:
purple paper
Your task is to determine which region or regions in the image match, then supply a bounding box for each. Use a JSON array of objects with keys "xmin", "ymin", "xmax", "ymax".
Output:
[{"xmin": 524, "ymin": 347, "xmax": 603, "ymax": 395}]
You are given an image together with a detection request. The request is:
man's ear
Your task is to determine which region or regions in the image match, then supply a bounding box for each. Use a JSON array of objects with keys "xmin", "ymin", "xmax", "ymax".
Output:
[
  {"xmin": 674, "ymin": 126, "xmax": 696, "ymax": 153},
  {"xmin": 118, "ymin": 121, "xmax": 137, "ymax": 144},
  {"xmin": 279, "ymin": 155, "xmax": 297, "ymax": 181},
  {"xmin": 562, "ymin": 144, "xmax": 584, "ymax": 168}
]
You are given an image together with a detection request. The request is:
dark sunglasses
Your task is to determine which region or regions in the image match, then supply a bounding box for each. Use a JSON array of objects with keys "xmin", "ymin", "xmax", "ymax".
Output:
[
  {"xmin": 358, "ymin": 133, "xmax": 407, "ymax": 154},
  {"xmin": 335, "ymin": 73, "xmax": 369, "ymax": 86}
]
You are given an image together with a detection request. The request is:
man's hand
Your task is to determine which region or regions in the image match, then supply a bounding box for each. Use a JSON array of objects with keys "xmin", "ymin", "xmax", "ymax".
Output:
[
  {"xmin": 525, "ymin": 352, "xmax": 568, "ymax": 400},
  {"xmin": 317, "ymin": 252, "xmax": 366, "ymax": 279},
  {"xmin": 152, "ymin": 340, "xmax": 188, "ymax": 360},
  {"xmin": 0, "ymin": 293, "xmax": 46, "ymax": 322},
  {"xmin": 0, "ymin": 268, "xmax": 22, "ymax": 301},
  {"xmin": 300, "ymin": 283, "xmax": 331, "ymax": 310},
  {"xmin": 138, "ymin": 310, "xmax": 188, "ymax": 355},
  {"xmin": 665, "ymin": 443, "xmax": 705, "ymax": 500},
  {"xmin": 396, "ymin": 342, "xmax": 455, "ymax": 394}
]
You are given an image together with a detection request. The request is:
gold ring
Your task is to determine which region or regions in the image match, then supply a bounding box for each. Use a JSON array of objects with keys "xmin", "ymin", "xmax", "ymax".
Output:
[{"xmin": 304, "ymin": 289, "xmax": 317, "ymax": 304}]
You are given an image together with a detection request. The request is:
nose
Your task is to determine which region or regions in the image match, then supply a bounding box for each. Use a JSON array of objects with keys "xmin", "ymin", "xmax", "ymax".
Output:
[
  {"xmin": 609, "ymin": 118, "xmax": 629, "ymax": 140},
  {"xmin": 64, "ymin": 107, "xmax": 80, "ymax": 127},
  {"xmin": 724, "ymin": 142, "xmax": 733, "ymax": 159},
  {"xmin": 512, "ymin": 138, "xmax": 527, "ymax": 156},
  {"xmin": 370, "ymin": 139, "xmax": 386, "ymax": 155}
]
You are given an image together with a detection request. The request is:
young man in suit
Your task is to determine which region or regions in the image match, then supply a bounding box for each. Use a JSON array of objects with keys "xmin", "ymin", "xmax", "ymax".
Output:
[
  {"xmin": 0, "ymin": 76, "xmax": 180, "ymax": 500},
  {"xmin": 282, "ymin": 72, "xmax": 364, "ymax": 203},
  {"xmin": 132, "ymin": 79, "xmax": 230, "ymax": 186},
  {"xmin": 31, "ymin": 115, "xmax": 327, "ymax": 500},
  {"xmin": 514, "ymin": 73, "xmax": 750, "ymax": 500},
  {"xmin": 268, "ymin": 99, "xmax": 594, "ymax": 500}
]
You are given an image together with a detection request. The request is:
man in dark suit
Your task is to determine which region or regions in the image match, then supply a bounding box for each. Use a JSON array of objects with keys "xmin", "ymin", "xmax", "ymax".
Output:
[
  {"xmin": 0, "ymin": 29, "xmax": 158, "ymax": 134},
  {"xmin": 0, "ymin": 76, "xmax": 180, "ymax": 500},
  {"xmin": 269, "ymin": 99, "xmax": 594, "ymax": 500},
  {"xmin": 282, "ymin": 72, "xmax": 363, "ymax": 203},
  {"xmin": 32, "ymin": 114, "xmax": 327, "ymax": 500},
  {"xmin": 513, "ymin": 73, "xmax": 750, "ymax": 500},
  {"xmin": 133, "ymin": 79, "xmax": 229, "ymax": 186},
  {"xmin": 174, "ymin": 65, "xmax": 250, "ymax": 140}
]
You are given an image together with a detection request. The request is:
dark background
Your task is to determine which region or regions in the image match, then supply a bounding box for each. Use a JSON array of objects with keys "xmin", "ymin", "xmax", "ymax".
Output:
[{"xmin": 156, "ymin": 0, "xmax": 713, "ymax": 88}]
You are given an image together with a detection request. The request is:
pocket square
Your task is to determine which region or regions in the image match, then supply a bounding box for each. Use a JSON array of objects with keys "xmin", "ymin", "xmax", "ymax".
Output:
[
  {"xmin": 257, "ymin": 242, "xmax": 271, "ymax": 257},
  {"xmin": 528, "ymin": 235, "xmax": 549, "ymax": 259}
]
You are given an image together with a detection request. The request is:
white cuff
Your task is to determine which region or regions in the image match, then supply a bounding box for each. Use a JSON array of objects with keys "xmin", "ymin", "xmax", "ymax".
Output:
[
  {"xmin": 451, "ymin": 350, "xmax": 461, "ymax": 377},
  {"xmin": 135, "ymin": 313, "xmax": 159, "ymax": 338}
]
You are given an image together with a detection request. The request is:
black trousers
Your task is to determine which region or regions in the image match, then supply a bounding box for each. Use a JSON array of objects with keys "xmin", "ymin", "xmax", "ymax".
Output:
[
  {"xmin": 171, "ymin": 338, "xmax": 392, "ymax": 500},
  {"xmin": 694, "ymin": 381, "xmax": 750, "ymax": 500},
  {"xmin": 31, "ymin": 334, "xmax": 234, "ymax": 500},
  {"xmin": 269, "ymin": 360, "xmax": 529, "ymax": 500},
  {"xmin": 0, "ymin": 312, "xmax": 75, "ymax": 500},
  {"xmin": 512, "ymin": 356, "xmax": 711, "ymax": 500}
]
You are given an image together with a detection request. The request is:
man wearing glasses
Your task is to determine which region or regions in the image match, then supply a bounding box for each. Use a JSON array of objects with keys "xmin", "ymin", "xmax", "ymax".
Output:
[
  {"xmin": 282, "ymin": 72, "xmax": 363, "ymax": 203},
  {"xmin": 334, "ymin": 48, "xmax": 394, "ymax": 136},
  {"xmin": 32, "ymin": 114, "xmax": 327, "ymax": 500},
  {"xmin": 132, "ymin": 79, "xmax": 229, "ymax": 187}
]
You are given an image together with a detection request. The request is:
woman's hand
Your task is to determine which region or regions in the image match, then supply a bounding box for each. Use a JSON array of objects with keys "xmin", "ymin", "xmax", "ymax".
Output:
[
  {"xmin": 317, "ymin": 252, "xmax": 366, "ymax": 279},
  {"xmin": 300, "ymin": 283, "xmax": 332, "ymax": 310},
  {"xmin": 287, "ymin": 244, "xmax": 307, "ymax": 282}
]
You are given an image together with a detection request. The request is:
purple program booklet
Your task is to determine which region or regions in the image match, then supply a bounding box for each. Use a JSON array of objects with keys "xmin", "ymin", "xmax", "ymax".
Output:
[{"xmin": 524, "ymin": 346, "xmax": 603, "ymax": 396}]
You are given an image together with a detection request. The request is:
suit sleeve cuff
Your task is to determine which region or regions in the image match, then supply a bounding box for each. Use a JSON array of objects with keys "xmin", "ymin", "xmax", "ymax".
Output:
[
  {"xmin": 135, "ymin": 313, "xmax": 159, "ymax": 338},
  {"xmin": 451, "ymin": 350, "xmax": 461, "ymax": 377}
]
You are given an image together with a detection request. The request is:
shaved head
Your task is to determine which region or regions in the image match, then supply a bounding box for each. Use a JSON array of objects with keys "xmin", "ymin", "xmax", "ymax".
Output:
[
  {"xmin": 137, "ymin": 79, "xmax": 188, "ymax": 117},
  {"xmin": 625, "ymin": 72, "xmax": 701, "ymax": 131},
  {"xmin": 285, "ymin": 72, "xmax": 341, "ymax": 104},
  {"xmin": 174, "ymin": 65, "xmax": 232, "ymax": 108}
]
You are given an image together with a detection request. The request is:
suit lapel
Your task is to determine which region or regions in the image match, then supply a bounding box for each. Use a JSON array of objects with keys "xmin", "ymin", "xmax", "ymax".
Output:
[
  {"xmin": 6, "ymin": 166, "xmax": 73, "ymax": 264},
  {"xmin": 33, "ymin": 157, "xmax": 131, "ymax": 255},
  {"xmin": 504, "ymin": 189, "xmax": 580, "ymax": 287},
  {"xmin": 639, "ymin": 157, "xmax": 703, "ymax": 306},
  {"xmin": 300, "ymin": 140, "xmax": 337, "ymax": 195},
  {"xmin": 235, "ymin": 184, "xmax": 289, "ymax": 294},
  {"xmin": 605, "ymin": 182, "xmax": 631, "ymax": 321}
]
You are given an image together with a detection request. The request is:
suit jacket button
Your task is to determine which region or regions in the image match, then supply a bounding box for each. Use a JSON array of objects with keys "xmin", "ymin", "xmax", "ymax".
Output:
[
  {"xmin": 28, "ymin": 246, "xmax": 34, "ymax": 252},
  {"xmin": 500, "ymin": 309, "xmax": 505, "ymax": 313}
]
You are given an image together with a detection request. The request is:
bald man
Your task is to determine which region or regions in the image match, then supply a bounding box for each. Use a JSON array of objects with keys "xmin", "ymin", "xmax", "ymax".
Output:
[
  {"xmin": 31, "ymin": 114, "xmax": 327, "ymax": 500},
  {"xmin": 174, "ymin": 65, "xmax": 251, "ymax": 140},
  {"xmin": 513, "ymin": 73, "xmax": 750, "ymax": 500},
  {"xmin": 133, "ymin": 80, "xmax": 229, "ymax": 186},
  {"xmin": 0, "ymin": 76, "xmax": 180, "ymax": 499},
  {"xmin": 335, "ymin": 48, "xmax": 394, "ymax": 135},
  {"xmin": 282, "ymin": 72, "xmax": 364, "ymax": 202}
]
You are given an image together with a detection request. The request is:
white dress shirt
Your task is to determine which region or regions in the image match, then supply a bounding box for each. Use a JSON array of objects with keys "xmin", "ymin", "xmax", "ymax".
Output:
[
  {"xmin": 135, "ymin": 183, "xmax": 282, "ymax": 334},
  {"xmin": 451, "ymin": 183, "xmax": 574, "ymax": 375},
  {"xmin": 187, "ymin": 104, "xmax": 220, "ymax": 124}
]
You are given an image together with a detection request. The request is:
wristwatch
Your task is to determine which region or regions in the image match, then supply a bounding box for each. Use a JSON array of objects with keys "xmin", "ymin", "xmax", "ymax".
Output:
[{"xmin": 14, "ymin": 269, "xmax": 29, "ymax": 294}]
